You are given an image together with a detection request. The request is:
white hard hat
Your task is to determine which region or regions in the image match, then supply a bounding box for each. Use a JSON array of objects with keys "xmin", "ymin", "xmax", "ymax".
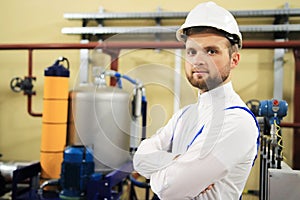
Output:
[{"xmin": 176, "ymin": 1, "xmax": 242, "ymax": 48}]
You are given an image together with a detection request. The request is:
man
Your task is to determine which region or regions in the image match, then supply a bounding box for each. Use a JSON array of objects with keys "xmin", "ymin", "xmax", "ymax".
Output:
[{"xmin": 133, "ymin": 2, "xmax": 259, "ymax": 199}]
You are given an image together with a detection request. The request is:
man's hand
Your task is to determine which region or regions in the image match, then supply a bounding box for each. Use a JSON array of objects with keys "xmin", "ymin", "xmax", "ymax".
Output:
[{"xmin": 200, "ymin": 184, "xmax": 214, "ymax": 194}]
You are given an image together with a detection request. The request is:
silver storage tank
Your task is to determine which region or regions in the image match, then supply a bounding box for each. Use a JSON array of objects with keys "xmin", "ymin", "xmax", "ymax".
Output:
[{"xmin": 68, "ymin": 85, "xmax": 131, "ymax": 173}]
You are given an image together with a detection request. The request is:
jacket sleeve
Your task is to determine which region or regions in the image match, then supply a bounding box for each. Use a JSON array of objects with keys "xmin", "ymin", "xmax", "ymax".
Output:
[
  {"xmin": 149, "ymin": 109, "xmax": 259, "ymax": 199},
  {"xmin": 133, "ymin": 110, "xmax": 182, "ymax": 179}
]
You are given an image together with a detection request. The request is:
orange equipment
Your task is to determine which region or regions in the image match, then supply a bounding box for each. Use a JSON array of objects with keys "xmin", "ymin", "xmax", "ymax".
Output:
[{"xmin": 40, "ymin": 57, "xmax": 70, "ymax": 179}]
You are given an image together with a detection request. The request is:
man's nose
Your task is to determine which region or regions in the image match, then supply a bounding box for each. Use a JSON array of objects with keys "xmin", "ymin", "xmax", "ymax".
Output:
[{"xmin": 191, "ymin": 52, "xmax": 206, "ymax": 66}]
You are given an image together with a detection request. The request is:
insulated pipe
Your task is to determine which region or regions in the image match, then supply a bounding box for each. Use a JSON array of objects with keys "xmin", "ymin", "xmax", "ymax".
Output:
[{"xmin": 0, "ymin": 161, "xmax": 34, "ymax": 182}]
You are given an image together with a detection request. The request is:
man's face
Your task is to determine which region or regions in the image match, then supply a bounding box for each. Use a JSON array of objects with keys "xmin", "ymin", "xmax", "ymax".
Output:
[{"xmin": 184, "ymin": 32, "xmax": 239, "ymax": 92}]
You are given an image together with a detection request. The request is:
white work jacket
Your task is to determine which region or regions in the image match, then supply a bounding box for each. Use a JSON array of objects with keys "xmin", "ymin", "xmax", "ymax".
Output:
[{"xmin": 133, "ymin": 82, "xmax": 259, "ymax": 200}]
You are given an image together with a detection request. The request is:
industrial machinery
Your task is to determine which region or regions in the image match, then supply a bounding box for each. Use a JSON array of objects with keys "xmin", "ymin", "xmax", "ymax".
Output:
[
  {"xmin": 0, "ymin": 160, "xmax": 40, "ymax": 199},
  {"xmin": 268, "ymin": 162, "xmax": 300, "ymax": 200},
  {"xmin": 5, "ymin": 56, "xmax": 147, "ymax": 200},
  {"xmin": 256, "ymin": 99, "xmax": 289, "ymax": 200},
  {"xmin": 59, "ymin": 145, "xmax": 95, "ymax": 199},
  {"xmin": 40, "ymin": 57, "xmax": 70, "ymax": 180},
  {"xmin": 68, "ymin": 75, "xmax": 131, "ymax": 173},
  {"xmin": 68, "ymin": 63, "xmax": 147, "ymax": 171},
  {"xmin": 257, "ymin": 99, "xmax": 300, "ymax": 200},
  {"xmin": 59, "ymin": 61, "xmax": 145, "ymax": 199}
]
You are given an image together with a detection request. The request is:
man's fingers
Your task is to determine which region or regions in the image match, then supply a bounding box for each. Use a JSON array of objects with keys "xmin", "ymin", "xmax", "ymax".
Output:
[{"xmin": 200, "ymin": 184, "xmax": 215, "ymax": 194}]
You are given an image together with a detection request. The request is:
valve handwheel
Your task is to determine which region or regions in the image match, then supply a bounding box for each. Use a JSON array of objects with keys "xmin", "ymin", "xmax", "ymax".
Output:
[{"xmin": 10, "ymin": 77, "xmax": 23, "ymax": 92}]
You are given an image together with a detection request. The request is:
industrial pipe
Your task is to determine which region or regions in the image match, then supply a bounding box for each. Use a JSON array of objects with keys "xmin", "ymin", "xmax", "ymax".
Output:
[
  {"xmin": 1, "ymin": 40, "xmax": 300, "ymax": 50},
  {"xmin": 27, "ymin": 50, "xmax": 42, "ymax": 117},
  {"xmin": 281, "ymin": 122, "xmax": 300, "ymax": 129}
]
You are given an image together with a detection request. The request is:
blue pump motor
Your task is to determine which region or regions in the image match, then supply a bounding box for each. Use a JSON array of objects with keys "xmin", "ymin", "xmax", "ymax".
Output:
[{"xmin": 59, "ymin": 145, "xmax": 94, "ymax": 199}]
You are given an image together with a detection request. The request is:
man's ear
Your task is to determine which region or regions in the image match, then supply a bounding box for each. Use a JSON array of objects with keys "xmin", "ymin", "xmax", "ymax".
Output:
[{"xmin": 231, "ymin": 52, "xmax": 240, "ymax": 69}]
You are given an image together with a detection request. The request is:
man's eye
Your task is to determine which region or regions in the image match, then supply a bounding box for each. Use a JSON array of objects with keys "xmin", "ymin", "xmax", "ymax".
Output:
[
  {"xmin": 187, "ymin": 49, "xmax": 197, "ymax": 56},
  {"xmin": 207, "ymin": 49, "xmax": 217, "ymax": 55}
]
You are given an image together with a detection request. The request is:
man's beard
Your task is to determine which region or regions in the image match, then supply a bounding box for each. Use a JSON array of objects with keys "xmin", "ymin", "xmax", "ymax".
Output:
[{"xmin": 188, "ymin": 72, "xmax": 229, "ymax": 92}]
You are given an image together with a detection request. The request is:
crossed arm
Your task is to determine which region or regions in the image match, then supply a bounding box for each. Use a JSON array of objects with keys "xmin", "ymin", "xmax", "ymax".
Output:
[{"xmin": 133, "ymin": 109, "xmax": 258, "ymax": 199}]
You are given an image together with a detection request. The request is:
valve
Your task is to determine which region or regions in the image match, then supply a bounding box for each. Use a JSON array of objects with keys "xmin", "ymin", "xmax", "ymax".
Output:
[{"xmin": 10, "ymin": 76, "xmax": 36, "ymax": 95}]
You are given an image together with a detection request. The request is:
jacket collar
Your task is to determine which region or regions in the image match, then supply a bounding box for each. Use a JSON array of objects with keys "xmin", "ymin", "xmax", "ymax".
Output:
[{"xmin": 197, "ymin": 82, "xmax": 234, "ymax": 106}]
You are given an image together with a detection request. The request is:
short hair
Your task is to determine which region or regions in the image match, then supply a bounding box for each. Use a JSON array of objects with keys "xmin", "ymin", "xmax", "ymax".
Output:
[{"xmin": 182, "ymin": 26, "xmax": 239, "ymax": 48}]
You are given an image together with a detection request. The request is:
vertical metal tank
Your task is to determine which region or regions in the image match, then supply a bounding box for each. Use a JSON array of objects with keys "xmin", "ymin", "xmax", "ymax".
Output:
[{"xmin": 68, "ymin": 84, "xmax": 131, "ymax": 173}]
